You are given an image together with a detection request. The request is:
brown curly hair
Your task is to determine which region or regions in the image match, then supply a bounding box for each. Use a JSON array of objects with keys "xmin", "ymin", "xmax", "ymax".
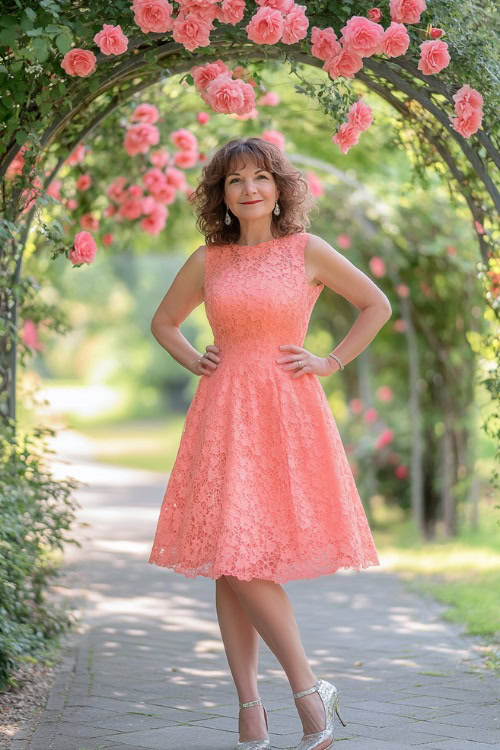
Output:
[{"xmin": 190, "ymin": 137, "xmax": 318, "ymax": 247}]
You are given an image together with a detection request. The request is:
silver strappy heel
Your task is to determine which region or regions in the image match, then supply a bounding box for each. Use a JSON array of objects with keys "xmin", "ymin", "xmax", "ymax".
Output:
[
  {"xmin": 235, "ymin": 696, "xmax": 271, "ymax": 750},
  {"xmin": 293, "ymin": 678, "xmax": 347, "ymax": 750}
]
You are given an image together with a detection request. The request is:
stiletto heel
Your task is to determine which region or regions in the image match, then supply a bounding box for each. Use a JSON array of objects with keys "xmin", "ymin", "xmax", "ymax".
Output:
[
  {"xmin": 292, "ymin": 678, "xmax": 347, "ymax": 750},
  {"xmin": 235, "ymin": 696, "xmax": 271, "ymax": 750}
]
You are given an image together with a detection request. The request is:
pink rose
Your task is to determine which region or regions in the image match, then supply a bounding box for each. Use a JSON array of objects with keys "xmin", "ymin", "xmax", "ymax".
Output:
[
  {"xmin": 197, "ymin": 111, "xmax": 210, "ymax": 124},
  {"xmin": 369, "ymin": 256, "xmax": 385, "ymax": 276},
  {"xmin": 395, "ymin": 465, "xmax": 408, "ymax": 479},
  {"xmin": 191, "ymin": 60, "xmax": 231, "ymax": 91},
  {"xmin": 246, "ymin": 6, "xmax": 284, "ymax": 45},
  {"xmin": 382, "ymin": 22, "xmax": 410, "ymax": 57},
  {"xmin": 118, "ymin": 198, "xmax": 144, "ymax": 220},
  {"xmin": 340, "ymin": 15, "xmax": 385, "ymax": 58},
  {"xmin": 173, "ymin": 12, "xmax": 212, "ymax": 51},
  {"xmin": 21, "ymin": 319, "xmax": 43, "ymax": 351},
  {"xmin": 76, "ymin": 173, "xmax": 92, "ymax": 191},
  {"xmin": 257, "ymin": 91, "xmax": 280, "ymax": 106},
  {"xmin": 142, "ymin": 196, "xmax": 157, "ymax": 214},
  {"xmin": 170, "ymin": 128, "xmax": 198, "ymax": 151},
  {"xmin": 149, "ymin": 148, "xmax": 169, "ymax": 167},
  {"xmin": 67, "ymin": 198, "xmax": 78, "ymax": 211},
  {"xmin": 127, "ymin": 184, "xmax": 143, "ymax": 199},
  {"xmin": 306, "ymin": 171, "xmax": 324, "ymax": 197},
  {"xmin": 282, "ymin": 4, "xmax": 309, "ymax": 45},
  {"xmin": 376, "ymin": 385, "xmax": 393, "ymax": 402},
  {"xmin": 417, "ymin": 39, "xmax": 450, "ymax": 75},
  {"xmin": 61, "ymin": 49, "xmax": 97, "ymax": 77},
  {"xmin": 132, "ymin": 0, "xmax": 174, "ymax": 33},
  {"xmin": 165, "ymin": 166, "xmax": 187, "ymax": 190},
  {"xmin": 123, "ymin": 124, "xmax": 160, "ymax": 156},
  {"xmin": 105, "ymin": 204, "xmax": 116, "ymax": 217},
  {"xmin": 450, "ymin": 106, "xmax": 483, "ymax": 138},
  {"xmin": 66, "ymin": 143, "xmax": 86, "ymax": 166},
  {"xmin": 323, "ymin": 47, "xmax": 364, "ymax": 79},
  {"xmin": 347, "ymin": 99, "xmax": 373, "ymax": 131},
  {"xmin": 107, "ymin": 177, "xmax": 127, "ymax": 202},
  {"xmin": 205, "ymin": 74, "xmax": 244, "ymax": 114},
  {"xmin": 336, "ymin": 233, "xmax": 351, "ymax": 249},
  {"xmin": 364, "ymin": 407, "xmax": 378, "ymax": 424},
  {"xmin": 220, "ymin": 0, "xmax": 245, "ymax": 25},
  {"xmin": 69, "ymin": 231, "xmax": 97, "ymax": 265},
  {"xmin": 350, "ymin": 398, "xmax": 363, "ymax": 414},
  {"xmin": 130, "ymin": 103, "xmax": 160, "ymax": 124},
  {"xmin": 140, "ymin": 204, "xmax": 168, "ymax": 234},
  {"xmin": 153, "ymin": 183, "xmax": 176, "ymax": 204},
  {"xmin": 430, "ymin": 26, "xmax": 444, "ymax": 38},
  {"xmin": 375, "ymin": 428, "xmax": 394, "ymax": 450},
  {"xmin": 396, "ymin": 283, "xmax": 410, "ymax": 297},
  {"xmin": 390, "ymin": 0, "xmax": 426, "ymax": 24},
  {"xmin": 143, "ymin": 167, "xmax": 167, "ymax": 194},
  {"xmin": 173, "ymin": 150, "xmax": 198, "ymax": 168},
  {"xmin": 80, "ymin": 213, "xmax": 99, "ymax": 232},
  {"xmin": 259, "ymin": 130, "xmax": 284, "ymax": 150},
  {"xmin": 452, "ymin": 84, "xmax": 483, "ymax": 116},
  {"xmin": 47, "ymin": 179, "xmax": 62, "ymax": 201},
  {"xmin": 310, "ymin": 26, "xmax": 341, "ymax": 61},
  {"xmin": 256, "ymin": 0, "xmax": 294, "ymax": 11},
  {"xmin": 332, "ymin": 122, "xmax": 361, "ymax": 154},
  {"xmin": 93, "ymin": 24, "xmax": 128, "ymax": 55},
  {"xmin": 368, "ymin": 7, "xmax": 382, "ymax": 22},
  {"xmin": 102, "ymin": 233, "xmax": 113, "ymax": 246}
]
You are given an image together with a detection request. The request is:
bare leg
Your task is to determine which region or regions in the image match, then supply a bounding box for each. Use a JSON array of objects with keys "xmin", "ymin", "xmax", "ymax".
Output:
[
  {"xmin": 215, "ymin": 575, "xmax": 268, "ymax": 742},
  {"xmin": 224, "ymin": 575, "xmax": 333, "ymax": 750}
]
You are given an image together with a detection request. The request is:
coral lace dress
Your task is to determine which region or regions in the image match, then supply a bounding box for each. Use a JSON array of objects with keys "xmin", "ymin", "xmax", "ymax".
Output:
[{"xmin": 148, "ymin": 232, "xmax": 380, "ymax": 583}]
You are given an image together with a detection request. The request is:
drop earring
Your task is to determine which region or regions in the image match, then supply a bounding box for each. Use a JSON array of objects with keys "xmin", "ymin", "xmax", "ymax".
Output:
[
  {"xmin": 273, "ymin": 200, "xmax": 280, "ymax": 216},
  {"xmin": 224, "ymin": 205, "xmax": 232, "ymax": 225}
]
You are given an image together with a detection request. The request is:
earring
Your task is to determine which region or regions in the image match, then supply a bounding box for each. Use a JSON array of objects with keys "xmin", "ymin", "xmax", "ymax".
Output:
[
  {"xmin": 224, "ymin": 206, "xmax": 231, "ymax": 225},
  {"xmin": 273, "ymin": 200, "xmax": 280, "ymax": 216}
]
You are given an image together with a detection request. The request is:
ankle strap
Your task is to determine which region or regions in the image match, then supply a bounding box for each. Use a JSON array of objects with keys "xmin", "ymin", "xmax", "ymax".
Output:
[
  {"xmin": 239, "ymin": 697, "xmax": 262, "ymax": 708},
  {"xmin": 293, "ymin": 680, "xmax": 320, "ymax": 699}
]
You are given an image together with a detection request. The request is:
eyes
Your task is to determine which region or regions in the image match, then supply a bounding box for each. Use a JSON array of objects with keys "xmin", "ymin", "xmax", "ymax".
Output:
[{"xmin": 229, "ymin": 175, "xmax": 269, "ymax": 184}]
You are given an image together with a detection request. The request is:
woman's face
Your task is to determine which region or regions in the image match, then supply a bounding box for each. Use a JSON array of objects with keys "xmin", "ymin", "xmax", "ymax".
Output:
[{"xmin": 223, "ymin": 158, "xmax": 279, "ymax": 223}]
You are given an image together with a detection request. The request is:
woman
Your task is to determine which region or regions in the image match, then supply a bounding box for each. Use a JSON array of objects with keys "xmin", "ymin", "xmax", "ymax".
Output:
[{"xmin": 149, "ymin": 137, "xmax": 391, "ymax": 750}]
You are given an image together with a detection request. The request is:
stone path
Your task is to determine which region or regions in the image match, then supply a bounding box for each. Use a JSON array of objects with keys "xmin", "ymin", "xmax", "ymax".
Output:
[{"xmin": 12, "ymin": 431, "xmax": 500, "ymax": 750}]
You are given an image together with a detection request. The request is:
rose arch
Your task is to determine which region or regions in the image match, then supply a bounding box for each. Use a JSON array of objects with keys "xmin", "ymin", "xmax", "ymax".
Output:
[{"xmin": 1, "ymin": 0, "xmax": 498, "ymax": 430}]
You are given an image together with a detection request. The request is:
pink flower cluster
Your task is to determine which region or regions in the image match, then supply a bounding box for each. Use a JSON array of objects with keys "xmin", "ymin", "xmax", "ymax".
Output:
[
  {"xmin": 124, "ymin": 123, "xmax": 160, "ymax": 156},
  {"xmin": 246, "ymin": 3, "xmax": 309, "ymax": 46},
  {"xmin": 450, "ymin": 84, "xmax": 483, "ymax": 138},
  {"xmin": 69, "ymin": 231, "xmax": 97, "ymax": 266},
  {"xmin": 332, "ymin": 98, "xmax": 373, "ymax": 154},
  {"xmin": 191, "ymin": 59, "xmax": 256, "ymax": 116}
]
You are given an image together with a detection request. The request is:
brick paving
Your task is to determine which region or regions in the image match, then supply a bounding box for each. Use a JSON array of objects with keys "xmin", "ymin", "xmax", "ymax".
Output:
[{"xmin": 12, "ymin": 434, "xmax": 500, "ymax": 750}]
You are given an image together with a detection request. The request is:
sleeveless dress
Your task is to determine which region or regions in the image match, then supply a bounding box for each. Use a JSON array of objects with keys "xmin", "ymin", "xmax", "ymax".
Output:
[{"xmin": 148, "ymin": 232, "xmax": 380, "ymax": 583}]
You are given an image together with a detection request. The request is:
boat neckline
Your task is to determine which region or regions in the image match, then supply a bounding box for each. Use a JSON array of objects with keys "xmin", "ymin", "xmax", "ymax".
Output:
[{"xmin": 231, "ymin": 232, "xmax": 300, "ymax": 249}]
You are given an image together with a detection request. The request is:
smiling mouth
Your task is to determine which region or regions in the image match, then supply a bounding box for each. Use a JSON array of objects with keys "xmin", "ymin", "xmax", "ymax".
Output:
[{"xmin": 240, "ymin": 200, "xmax": 263, "ymax": 204}]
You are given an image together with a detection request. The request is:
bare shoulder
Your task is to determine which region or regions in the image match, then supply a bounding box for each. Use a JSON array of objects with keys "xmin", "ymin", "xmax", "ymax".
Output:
[{"xmin": 305, "ymin": 232, "xmax": 338, "ymax": 259}]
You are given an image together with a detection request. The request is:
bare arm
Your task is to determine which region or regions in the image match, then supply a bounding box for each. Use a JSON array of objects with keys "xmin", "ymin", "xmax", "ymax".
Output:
[
  {"xmin": 150, "ymin": 245, "xmax": 220, "ymax": 376},
  {"xmin": 307, "ymin": 233, "xmax": 392, "ymax": 373}
]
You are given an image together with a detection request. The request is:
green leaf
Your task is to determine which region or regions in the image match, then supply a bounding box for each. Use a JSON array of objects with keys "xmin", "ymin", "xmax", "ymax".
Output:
[
  {"xmin": 55, "ymin": 31, "xmax": 71, "ymax": 54},
  {"xmin": 25, "ymin": 7, "xmax": 36, "ymax": 20},
  {"xmin": 26, "ymin": 28, "xmax": 44, "ymax": 37},
  {"xmin": 0, "ymin": 16, "xmax": 18, "ymax": 28},
  {"xmin": 15, "ymin": 131, "xmax": 28, "ymax": 146},
  {"xmin": 0, "ymin": 27, "xmax": 18, "ymax": 46},
  {"xmin": 32, "ymin": 36, "xmax": 49, "ymax": 62}
]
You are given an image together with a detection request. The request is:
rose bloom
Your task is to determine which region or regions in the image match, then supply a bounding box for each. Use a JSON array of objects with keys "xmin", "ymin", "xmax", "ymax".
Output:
[
  {"xmin": 170, "ymin": 128, "xmax": 198, "ymax": 151},
  {"xmin": 310, "ymin": 26, "xmax": 341, "ymax": 61},
  {"xmin": 261, "ymin": 129, "xmax": 285, "ymax": 150},
  {"xmin": 220, "ymin": 0, "xmax": 246, "ymax": 26},
  {"xmin": 332, "ymin": 122, "xmax": 361, "ymax": 154},
  {"xmin": 368, "ymin": 7, "xmax": 382, "ymax": 22},
  {"xmin": 21, "ymin": 319, "xmax": 43, "ymax": 351},
  {"xmin": 382, "ymin": 22, "xmax": 410, "ymax": 57},
  {"xmin": 340, "ymin": 15, "xmax": 385, "ymax": 58},
  {"xmin": 130, "ymin": 103, "xmax": 160, "ymax": 124},
  {"xmin": 76, "ymin": 174, "xmax": 92, "ymax": 191},
  {"xmin": 69, "ymin": 231, "xmax": 97, "ymax": 265},
  {"xmin": 191, "ymin": 59, "xmax": 231, "ymax": 91},
  {"xmin": 256, "ymin": 0, "xmax": 294, "ymax": 11},
  {"xmin": 140, "ymin": 204, "xmax": 168, "ymax": 234},
  {"xmin": 150, "ymin": 148, "xmax": 170, "ymax": 167},
  {"xmin": 143, "ymin": 167, "xmax": 167, "ymax": 194},
  {"xmin": 105, "ymin": 204, "xmax": 116, "ymax": 217},
  {"xmin": 118, "ymin": 198, "xmax": 144, "ymax": 220},
  {"xmin": 281, "ymin": 4, "xmax": 309, "ymax": 45},
  {"xmin": 93, "ymin": 24, "xmax": 128, "ymax": 55},
  {"xmin": 418, "ymin": 39, "xmax": 450, "ymax": 75},
  {"xmin": 197, "ymin": 111, "xmax": 210, "ymax": 124},
  {"xmin": 246, "ymin": 6, "xmax": 284, "ymax": 45},
  {"xmin": 323, "ymin": 47, "xmax": 364, "ymax": 79},
  {"xmin": 141, "ymin": 196, "xmax": 157, "ymax": 214},
  {"xmin": 369, "ymin": 256, "xmax": 386, "ymax": 277},
  {"xmin": 350, "ymin": 398, "xmax": 363, "ymax": 414},
  {"xmin": 107, "ymin": 177, "xmax": 127, "ymax": 202},
  {"xmin": 173, "ymin": 150, "xmax": 198, "ymax": 168},
  {"xmin": 47, "ymin": 179, "xmax": 62, "ymax": 201},
  {"xmin": 257, "ymin": 91, "xmax": 280, "ymax": 106},
  {"xmin": 124, "ymin": 124, "xmax": 160, "ymax": 156},
  {"xmin": 66, "ymin": 143, "xmax": 86, "ymax": 166},
  {"xmin": 396, "ymin": 283, "xmax": 410, "ymax": 298},
  {"xmin": 376, "ymin": 385, "xmax": 393, "ymax": 402},
  {"xmin": 364, "ymin": 407, "xmax": 378, "ymax": 424},
  {"xmin": 453, "ymin": 84, "xmax": 483, "ymax": 116},
  {"xmin": 306, "ymin": 171, "xmax": 324, "ymax": 197},
  {"xmin": 204, "ymin": 74, "xmax": 244, "ymax": 114},
  {"xmin": 153, "ymin": 183, "xmax": 177, "ymax": 204},
  {"xmin": 375, "ymin": 428, "xmax": 394, "ymax": 450},
  {"xmin": 102, "ymin": 233, "xmax": 114, "ymax": 246},
  {"xmin": 172, "ymin": 12, "xmax": 212, "ymax": 51},
  {"xmin": 67, "ymin": 198, "xmax": 78, "ymax": 211},
  {"xmin": 336, "ymin": 233, "xmax": 351, "ymax": 249},
  {"xmin": 132, "ymin": 0, "xmax": 174, "ymax": 33},
  {"xmin": 430, "ymin": 26, "xmax": 443, "ymax": 38},
  {"xmin": 395, "ymin": 465, "xmax": 408, "ymax": 479},
  {"xmin": 61, "ymin": 49, "xmax": 97, "ymax": 77},
  {"xmin": 390, "ymin": 0, "xmax": 426, "ymax": 24},
  {"xmin": 80, "ymin": 213, "xmax": 99, "ymax": 232},
  {"xmin": 165, "ymin": 166, "xmax": 187, "ymax": 190},
  {"xmin": 347, "ymin": 99, "xmax": 373, "ymax": 131},
  {"xmin": 451, "ymin": 106, "xmax": 483, "ymax": 138}
]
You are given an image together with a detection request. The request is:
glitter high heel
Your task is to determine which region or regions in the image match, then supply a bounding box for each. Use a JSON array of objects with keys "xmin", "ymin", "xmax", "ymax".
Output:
[
  {"xmin": 293, "ymin": 678, "xmax": 347, "ymax": 750},
  {"xmin": 235, "ymin": 696, "xmax": 271, "ymax": 750}
]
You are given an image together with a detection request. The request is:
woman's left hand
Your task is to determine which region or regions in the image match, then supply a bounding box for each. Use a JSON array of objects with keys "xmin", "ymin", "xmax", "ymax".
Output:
[{"xmin": 276, "ymin": 344, "xmax": 337, "ymax": 379}]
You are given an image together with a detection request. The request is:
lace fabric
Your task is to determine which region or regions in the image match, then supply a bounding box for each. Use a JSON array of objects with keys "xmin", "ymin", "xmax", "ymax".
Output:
[{"xmin": 148, "ymin": 232, "xmax": 380, "ymax": 582}]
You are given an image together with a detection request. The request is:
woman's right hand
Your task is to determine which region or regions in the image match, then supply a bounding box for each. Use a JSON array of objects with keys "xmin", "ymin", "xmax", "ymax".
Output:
[{"xmin": 192, "ymin": 345, "xmax": 221, "ymax": 376}]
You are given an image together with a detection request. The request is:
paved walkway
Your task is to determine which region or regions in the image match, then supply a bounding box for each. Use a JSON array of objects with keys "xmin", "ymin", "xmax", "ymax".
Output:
[{"xmin": 12, "ymin": 432, "xmax": 500, "ymax": 750}]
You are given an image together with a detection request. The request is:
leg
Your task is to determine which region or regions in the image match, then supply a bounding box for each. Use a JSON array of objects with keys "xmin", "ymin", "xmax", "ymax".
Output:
[
  {"xmin": 224, "ymin": 575, "xmax": 333, "ymax": 750},
  {"xmin": 215, "ymin": 575, "xmax": 268, "ymax": 742}
]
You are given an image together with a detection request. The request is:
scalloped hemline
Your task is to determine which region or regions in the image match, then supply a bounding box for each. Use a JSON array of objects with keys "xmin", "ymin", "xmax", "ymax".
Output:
[{"xmin": 147, "ymin": 557, "xmax": 381, "ymax": 584}]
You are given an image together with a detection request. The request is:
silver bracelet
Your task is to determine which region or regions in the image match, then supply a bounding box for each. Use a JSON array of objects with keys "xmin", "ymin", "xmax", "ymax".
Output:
[{"xmin": 327, "ymin": 352, "xmax": 344, "ymax": 370}]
